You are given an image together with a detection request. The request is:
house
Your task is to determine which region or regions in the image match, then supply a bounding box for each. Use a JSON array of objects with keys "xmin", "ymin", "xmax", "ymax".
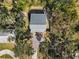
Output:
[
  {"xmin": 0, "ymin": 30, "xmax": 15, "ymax": 43},
  {"xmin": 29, "ymin": 9, "xmax": 48, "ymax": 33}
]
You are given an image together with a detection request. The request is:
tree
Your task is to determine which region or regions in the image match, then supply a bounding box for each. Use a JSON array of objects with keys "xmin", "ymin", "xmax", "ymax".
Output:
[
  {"xmin": 39, "ymin": 39, "xmax": 50, "ymax": 59},
  {"xmin": 0, "ymin": 1, "xmax": 34, "ymax": 59},
  {"xmin": 0, "ymin": 3, "xmax": 15, "ymax": 29},
  {"xmin": 14, "ymin": 11, "xmax": 34, "ymax": 59},
  {"xmin": 48, "ymin": 34, "xmax": 78, "ymax": 59},
  {"xmin": 39, "ymin": 0, "xmax": 79, "ymax": 59}
]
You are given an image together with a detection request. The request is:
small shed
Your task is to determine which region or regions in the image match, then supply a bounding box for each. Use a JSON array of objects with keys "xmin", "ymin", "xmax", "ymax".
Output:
[{"xmin": 29, "ymin": 10, "xmax": 48, "ymax": 33}]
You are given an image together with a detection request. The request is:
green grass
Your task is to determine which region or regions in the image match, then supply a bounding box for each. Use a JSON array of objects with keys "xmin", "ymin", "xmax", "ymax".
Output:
[
  {"xmin": 0, "ymin": 54, "xmax": 13, "ymax": 59},
  {"xmin": 0, "ymin": 43, "xmax": 15, "ymax": 59},
  {"xmin": 0, "ymin": 43, "xmax": 14, "ymax": 50}
]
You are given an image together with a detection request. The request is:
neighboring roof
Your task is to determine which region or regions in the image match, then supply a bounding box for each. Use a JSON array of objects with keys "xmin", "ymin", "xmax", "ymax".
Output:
[
  {"xmin": 0, "ymin": 32, "xmax": 10, "ymax": 36},
  {"xmin": 0, "ymin": 32, "xmax": 10, "ymax": 43},
  {"xmin": 0, "ymin": 32, "xmax": 15, "ymax": 43},
  {"xmin": 0, "ymin": 30, "xmax": 15, "ymax": 37},
  {"xmin": 30, "ymin": 14, "xmax": 46, "ymax": 25}
]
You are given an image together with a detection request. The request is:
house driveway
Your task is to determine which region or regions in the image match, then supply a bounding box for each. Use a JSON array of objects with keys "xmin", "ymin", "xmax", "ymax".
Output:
[{"xmin": 31, "ymin": 33, "xmax": 45, "ymax": 59}]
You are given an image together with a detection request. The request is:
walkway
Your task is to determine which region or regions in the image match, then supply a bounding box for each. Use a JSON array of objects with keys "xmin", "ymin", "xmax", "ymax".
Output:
[
  {"xmin": 0, "ymin": 49, "xmax": 18, "ymax": 59},
  {"xmin": 31, "ymin": 33, "xmax": 45, "ymax": 59}
]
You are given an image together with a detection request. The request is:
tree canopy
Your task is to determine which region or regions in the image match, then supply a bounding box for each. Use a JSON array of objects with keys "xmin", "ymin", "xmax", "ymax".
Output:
[
  {"xmin": 0, "ymin": 0, "xmax": 79, "ymax": 59},
  {"xmin": 39, "ymin": 0, "xmax": 79, "ymax": 59}
]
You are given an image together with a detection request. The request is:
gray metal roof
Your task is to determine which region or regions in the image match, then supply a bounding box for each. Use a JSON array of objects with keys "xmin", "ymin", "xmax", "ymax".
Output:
[{"xmin": 30, "ymin": 14, "xmax": 46, "ymax": 25}]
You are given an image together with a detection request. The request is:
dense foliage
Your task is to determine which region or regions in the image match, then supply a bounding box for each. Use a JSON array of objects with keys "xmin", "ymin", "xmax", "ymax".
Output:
[
  {"xmin": 0, "ymin": 0, "xmax": 79, "ymax": 59},
  {"xmin": 0, "ymin": 0, "xmax": 33, "ymax": 59},
  {"xmin": 39, "ymin": 0, "xmax": 79, "ymax": 59}
]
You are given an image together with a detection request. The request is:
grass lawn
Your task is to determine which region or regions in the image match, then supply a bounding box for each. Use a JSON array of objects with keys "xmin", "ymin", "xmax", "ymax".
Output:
[
  {"xmin": 0, "ymin": 43, "xmax": 32, "ymax": 59},
  {"xmin": 0, "ymin": 43, "xmax": 15, "ymax": 59},
  {"xmin": 0, "ymin": 54, "xmax": 13, "ymax": 59},
  {"xmin": 0, "ymin": 43, "xmax": 14, "ymax": 50}
]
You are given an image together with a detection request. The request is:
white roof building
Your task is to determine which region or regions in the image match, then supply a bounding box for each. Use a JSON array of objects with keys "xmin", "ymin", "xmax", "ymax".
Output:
[
  {"xmin": 0, "ymin": 31, "xmax": 15, "ymax": 43},
  {"xmin": 29, "ymin": 10, "xmax": 48, "ymax": 33}
]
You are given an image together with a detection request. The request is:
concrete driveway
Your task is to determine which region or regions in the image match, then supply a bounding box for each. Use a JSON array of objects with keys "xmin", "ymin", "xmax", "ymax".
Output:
[{"xmin": 31, "ymin": 33, "xmax": 45, "ymax": 59}]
